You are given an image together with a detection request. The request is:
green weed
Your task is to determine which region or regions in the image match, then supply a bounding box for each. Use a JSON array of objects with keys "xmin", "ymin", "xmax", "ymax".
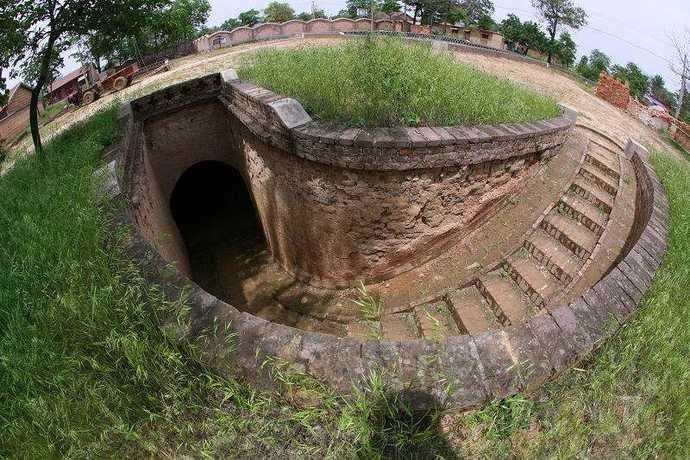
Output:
[{"xmin": 238, "ymin": 37, "xmax": 559, "ymax": 127}]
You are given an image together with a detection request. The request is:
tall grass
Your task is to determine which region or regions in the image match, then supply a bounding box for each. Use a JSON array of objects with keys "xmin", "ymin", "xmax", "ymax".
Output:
[
  {"xmin": 0, "ymin": 109, "xmax": 213, "ymax": 456},
  {"xmin": 238, "ymin": 37, "xmax": 559, "ymax": 127},
  {"xmin": 1, "ymin": 106, "xmax": 688, "ymax": 457}
]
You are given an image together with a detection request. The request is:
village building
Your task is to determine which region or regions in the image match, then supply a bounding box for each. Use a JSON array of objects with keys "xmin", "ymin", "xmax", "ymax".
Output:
[{"xmin": 0, "ymin": 83, "xmax": 43, "ymax": 144}]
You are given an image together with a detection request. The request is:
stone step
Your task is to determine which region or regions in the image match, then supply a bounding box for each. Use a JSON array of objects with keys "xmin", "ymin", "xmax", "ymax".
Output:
[
  {"xmin": 580, "ymin": 163, "xmax": 618, "ymax": 195},
  {"xmin": 478, "ymin": 271, "xmax": 533, "ymax": 326},
  {"xmin": 524, "ymin": 229, "xmax": 582, "ymax": 284},
  {"xmin": 541, "ymin": 211, "xmax": 598, "ymax": 259},
  {"xmin": 380, "ymin": 312, "xmax": 419, "ymax": 340},
  {"xmin": 505, "ymin": 253, "xmax": 561, "ymax": 308},
  {"xmin": 559, "ymin": 193, "xmax": 608, "ymax": 234},
  {"xmin": 414, "ymin": 302, "xmax": 461, "ymax": 339},
  {"xmin": 447, "ymin": 286, "xmax": 500, "ymax": 335},
  {"xmin": 570, "ymin": 176, "xmax": 615, "ymax": 213},
  {"xmin": 585, "ymin": 151, "xmax": 620, "ymax": 180}
]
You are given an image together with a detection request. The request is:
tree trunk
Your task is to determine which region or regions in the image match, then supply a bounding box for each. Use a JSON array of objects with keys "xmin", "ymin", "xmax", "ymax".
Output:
[
  {"xmin": 547, "ymin": 22, "xmax": 558, "ymax": 65},
  {"xmin": 675, "ymin": 55, "xmax": 688, "ymax": 120},
  {"xmin": 413, "ymin": 6, "xmax": 419, "ymax": 25},
  {"xmin": 30, "ymin": 30, "xmax": 58, "ymax": 156}
]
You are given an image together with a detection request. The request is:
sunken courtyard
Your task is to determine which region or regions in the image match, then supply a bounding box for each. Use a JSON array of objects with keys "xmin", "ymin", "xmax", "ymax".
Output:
[{"xmin": 108, "ymin": 44, "xmax": 669, "ymax": 410}]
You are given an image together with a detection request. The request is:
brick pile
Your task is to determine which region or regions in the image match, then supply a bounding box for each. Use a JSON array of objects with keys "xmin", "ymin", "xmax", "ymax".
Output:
[
  {"xmin": 672, "ymin": 119, "xmax": 690, "ymax": 151},
  {"xmin": 595, "ymin": 72, "xmax": 630, "ymax": 109}
]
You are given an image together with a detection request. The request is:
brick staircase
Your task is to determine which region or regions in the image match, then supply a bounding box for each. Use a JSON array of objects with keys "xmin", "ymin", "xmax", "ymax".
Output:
[{"xmin": 374, "ymin": 139, "xmax": 622, "ymax": 341}]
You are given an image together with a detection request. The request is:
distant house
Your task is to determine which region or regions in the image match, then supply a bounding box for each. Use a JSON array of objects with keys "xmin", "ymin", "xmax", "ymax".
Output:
[
  {"xmin": 0, "ymin": 83, "xmax": 43, "ymax": 143},
  {"xmin": 460, "ymin": 28, "xmax": 505, "ymax": 49},
  {"xmin": 46, "ymin": 64, "xmax": 99, "ymax": 104}
]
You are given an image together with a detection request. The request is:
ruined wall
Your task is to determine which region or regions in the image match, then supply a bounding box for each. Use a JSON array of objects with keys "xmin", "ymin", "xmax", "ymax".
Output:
[{"xmin": 595, "ymin": 72, "xmax": 631, "ymax": 109}]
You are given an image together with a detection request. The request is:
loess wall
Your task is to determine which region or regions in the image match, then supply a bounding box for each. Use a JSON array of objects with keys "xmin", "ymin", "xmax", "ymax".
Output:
[{"xmin": 123, "ymin": 73, "xmax": 573, "ymax": 289}]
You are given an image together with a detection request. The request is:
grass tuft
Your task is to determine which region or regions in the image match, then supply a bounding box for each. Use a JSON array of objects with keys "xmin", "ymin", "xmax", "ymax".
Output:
[{"xmin": 238, "ymin": 37, "xmax": 559, "ymax": 127}]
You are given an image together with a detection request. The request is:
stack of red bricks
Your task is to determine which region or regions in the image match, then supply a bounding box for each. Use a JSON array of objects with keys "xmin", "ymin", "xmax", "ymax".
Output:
[
  {"xmin": 672, "ymin": 119, "xmax": 690, "ymax": 151},
  {"xmin": 595, "ymin": 72, "xmax": 630, "ymax": 109}
]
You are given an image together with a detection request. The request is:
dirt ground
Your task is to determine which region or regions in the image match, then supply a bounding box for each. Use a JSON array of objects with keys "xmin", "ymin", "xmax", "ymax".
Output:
[
  {"xmin": 450, "ymin": 51, "xmax": 675, "ymax": 158},
  {"xmin": 6, "ymin": 36, "xmax": 674, "ymax": 169}
]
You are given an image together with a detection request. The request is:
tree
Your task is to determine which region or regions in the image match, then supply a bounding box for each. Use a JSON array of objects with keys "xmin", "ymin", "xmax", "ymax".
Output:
[
  {"xmin": 669, "ymin": 29, "xmax": 689, "ymax": 120},
  {"xmin": 0, "ymin": 68, "xmax": 8, "ymax": 107},
  {"xmin": 263, "ymin": 2, "xmax": 295, "ymax": 23},
  {"xmin": 575, "ymin": 49, "xmax": 610, "ymax": 81},
  {"xmin": 239, "ymin": 9, "xmax": 262, "ymax": 26},
  {"xmin": 499, "ymin": 15, "xmax": 548, "ymax": 56},
  {"xmin": 0, "ymin": 0, "xmax": 167, "ymax": 154},
  {"xmin": 649, "ymin": 75, "xmax": 677, "ymax": 110},
  {"xmin": 554, "ymin": 31, "xmax": 576, "ymax": 67},
  {"xmin": 221, "ymin": 18, "xmax": 242, "ymax": 30},
  {"xmin": 76, "ymin": 0, "xmax": 210, "ymax": 68},
  {"xmin": 477, "ymin": 14, "xmax": 496, "ymax": 31},
  {"xmin": 381, "ymin": 0, "xmax": 401, "ymax": 18},
  {"xmin": 611, "ymin": 62, "xmax": 649, "ymax": 99},
  {"xmin": 461, "ymin": 0, "xmax": 494, "ymax": 23},
  {"xmin": 531, "ymin": 0, "xmax": 586, "ymax": 64},
  {"xmin": 499, "ymin": 14, "xmax": 523, "ymax": 50}
]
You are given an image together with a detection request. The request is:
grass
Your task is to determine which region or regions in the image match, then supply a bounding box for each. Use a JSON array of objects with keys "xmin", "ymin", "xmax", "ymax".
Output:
[
  {"xmin": 1, "ymin": 107, "xmax": 689, "ymax": 457},
  {"xmin": 238, "ymin": 38, "xmax": 559, "ymax": 127}
]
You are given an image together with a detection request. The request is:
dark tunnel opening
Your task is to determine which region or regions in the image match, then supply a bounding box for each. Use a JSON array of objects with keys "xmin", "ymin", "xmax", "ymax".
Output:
[{"xmin": 170, "ymin": 161, "xmax": 269, "ymax": 306}]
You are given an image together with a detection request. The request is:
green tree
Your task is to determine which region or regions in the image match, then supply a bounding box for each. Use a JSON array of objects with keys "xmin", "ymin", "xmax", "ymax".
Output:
[
  {"xmin": 576, "ymin": 49, "xmax": 610, "ymax": 81},
  {"xmin": 381, "ymin": 0, "xmax": 401, "ymax": 18},
  {"xmin": 78, "ymin": 0, "xmax": 210, "ymax": 68},
  {"xmin": 0, "ymin": 69, "xmax": 8, "ymax": 107},
  {"xmin": 611, "ymin": 62, "xmax": 649, "ymax": 98},
  {"xmin": 554, "ymin": 31, "xmax": 576, "ymax": 67},
  {"xmin": 239, "ymin": 9, "xmax": 262, "ymax": 26},
  {"xmin": 649, "ymin": 74, "xmax": 677, "ymax": 110},
  {"xmin": 531, "ymin": 0, "xmax": 587, "ymax": 64},
  {"xmin": 499, "ymin": 14, "xmax": 524, "ymax": 50},
  {"xmin": 221, "ymin": 18, "xmax": 241, "ymax": 30},
  {"xmin": 264, "ymin": 2, "xmax": 295, "ymax": 23},
  {"xmin": 0, "ymin": 0, "xmax": 167, "ymax": 154},
  {"xmin": 499, "ymin": 14, "xmax": 548, "ymax": 55},
  {"xmin": 477, "ymin": 13, "xmax": 496, "ymax": 31},
  {"xmin": 461, "ymin": 0, "xmax": 494, "ymax": 23}
]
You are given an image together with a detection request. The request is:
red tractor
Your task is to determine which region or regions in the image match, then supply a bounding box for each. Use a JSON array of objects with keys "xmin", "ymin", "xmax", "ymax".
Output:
[{"xmin": 70, "ymin": 62, "xmax": 140, "ymax": 106}]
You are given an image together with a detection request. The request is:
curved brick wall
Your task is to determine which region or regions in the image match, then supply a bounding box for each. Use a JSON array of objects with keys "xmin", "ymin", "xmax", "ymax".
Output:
[
  {"xmin": 123, "ymin": 72, "xmax": 573, "ymax": 288},
  {"xmin": 108, "ymin": 116, "xmax": 668, "ymax": 409}
]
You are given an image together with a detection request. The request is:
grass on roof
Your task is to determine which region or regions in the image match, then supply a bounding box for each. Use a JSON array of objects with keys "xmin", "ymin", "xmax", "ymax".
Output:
[{"xmin": 237, "ymin": 37, "xmax": 559, "ymax": 127}]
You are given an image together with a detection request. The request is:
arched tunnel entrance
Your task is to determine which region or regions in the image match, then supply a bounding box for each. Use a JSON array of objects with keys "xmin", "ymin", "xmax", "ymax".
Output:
[{"xmin": 170, "ymin": 161, "xmax": 274, "ymax": 308}]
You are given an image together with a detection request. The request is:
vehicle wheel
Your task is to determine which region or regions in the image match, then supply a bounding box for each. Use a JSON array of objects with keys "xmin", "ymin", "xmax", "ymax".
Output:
[
  {"xmin": 82, "ymin": 91, "xmax": 96, "ymax": 105},
  {"xmin": 113, "ymin": 76, "xmax": 128, "ymax": 91}
]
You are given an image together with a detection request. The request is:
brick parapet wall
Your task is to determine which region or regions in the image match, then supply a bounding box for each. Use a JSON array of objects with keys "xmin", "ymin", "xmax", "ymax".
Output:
[
  {"xmin": 671, "ymin": 119, "xmax": 690, "ymax": 151},
  {"xmin": 219, "ymin": 75, "xmax": 574, "ymax": 171}
]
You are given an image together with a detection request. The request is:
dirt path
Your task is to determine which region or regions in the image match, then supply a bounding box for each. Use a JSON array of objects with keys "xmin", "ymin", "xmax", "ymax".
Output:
[{"xmin": 451, "ymin": 51, "xmax": 678, "ymax": 160}]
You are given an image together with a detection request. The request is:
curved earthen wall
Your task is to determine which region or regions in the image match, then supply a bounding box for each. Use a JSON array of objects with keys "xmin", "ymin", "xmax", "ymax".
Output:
[{"xmin": 124, "ymin": 72, "xmax": 573, "ymax": 288}]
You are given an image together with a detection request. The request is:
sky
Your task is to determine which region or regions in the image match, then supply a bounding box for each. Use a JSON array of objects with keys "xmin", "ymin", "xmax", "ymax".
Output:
[{"xmin": 6, "ymin": 0, "xmax": 690, "ymax": 92}]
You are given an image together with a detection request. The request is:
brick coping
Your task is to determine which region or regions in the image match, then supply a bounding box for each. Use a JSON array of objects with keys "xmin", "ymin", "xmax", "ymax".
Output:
[
  {"xmin": 128, "ymin": 71, "xmax": 574, "ymax": 171},
  {"xmin": 111, "ymin": 75, "xmax": 669, "ymax": 409}
]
